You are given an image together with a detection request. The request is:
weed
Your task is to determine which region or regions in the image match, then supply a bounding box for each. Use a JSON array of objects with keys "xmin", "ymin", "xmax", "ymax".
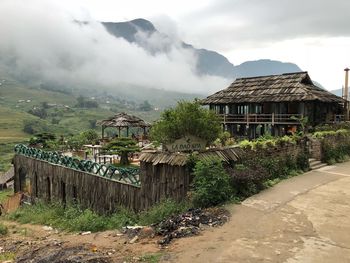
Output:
[
  {"xmin": 0, "ymin": 252, "xmax": 16, "ymax": 261},
  {"xmin": 0, "ymin": 222, "xmax": 8, "ymax": 235},
  {"xmin": 7, "ymin": 199, "xmax": 189, "ymax": 233},
  {"xmin": 139, "ymin": 253, "xmax": 163, "ymax": 263},
  {"xmin": 139, "ymin": 199, "xmax": 190, "ymax": 225}
]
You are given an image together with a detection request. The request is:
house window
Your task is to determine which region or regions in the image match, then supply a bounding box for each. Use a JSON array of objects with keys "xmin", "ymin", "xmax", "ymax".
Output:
[{"xmin": 238, "ymin": 105, "xmax": 248, "ymax": 114}]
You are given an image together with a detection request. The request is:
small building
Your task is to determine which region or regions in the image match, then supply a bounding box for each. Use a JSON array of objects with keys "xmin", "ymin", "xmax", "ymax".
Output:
[{"xmin": 201, "ymin": 72, "xmax": 344, "ymax": 138}]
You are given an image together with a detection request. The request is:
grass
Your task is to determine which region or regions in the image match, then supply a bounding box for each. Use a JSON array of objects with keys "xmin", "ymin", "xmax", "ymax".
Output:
[
  {"xmin": 0, "ymin": 252, "xmax": 16, "ymax": 261},
  {"xmin": 0, "ymin": 189, "xmax": 13, "ymax": 203},
  {"xmin": 139, "ymin": 253, "xmax": 163, "ymax": 263},
  {"xmin": 0, "ymin": 222, "xmax": 8, "ymax": 236},
  {"xmin": 6, "ymin": 199, "xmax": 190, "ymax": 233}
]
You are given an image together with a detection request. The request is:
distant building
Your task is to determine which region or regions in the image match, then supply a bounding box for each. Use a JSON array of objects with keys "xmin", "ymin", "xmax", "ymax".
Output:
[{"xmin": 201, "ymin": 72, "xmax": 344, "ymax": 139}]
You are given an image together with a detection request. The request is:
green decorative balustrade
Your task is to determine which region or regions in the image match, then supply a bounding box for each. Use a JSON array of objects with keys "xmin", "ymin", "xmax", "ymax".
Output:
[{"xmin": 14, "ymin": 144, "xmax": 141, "ymax": 187}]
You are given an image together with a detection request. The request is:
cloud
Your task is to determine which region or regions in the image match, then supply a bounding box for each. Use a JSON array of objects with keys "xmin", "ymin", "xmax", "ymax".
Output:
[
  {"xmin": 0, "ymin": 0, "xmax": 229, "ymax": 95},
  {"xmin": 182, "ymin": 0, "xmax": 350, "ymax": 50}
]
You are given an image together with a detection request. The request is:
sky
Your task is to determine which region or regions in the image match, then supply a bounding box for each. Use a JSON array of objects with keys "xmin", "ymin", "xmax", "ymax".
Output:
[
  {"xmin": 74, "ymin": 0, "xmax": 350, "ymax": 91},
  {"xmin": 0, "ymin": 0, "xmax": 349, "ymax": 93}
]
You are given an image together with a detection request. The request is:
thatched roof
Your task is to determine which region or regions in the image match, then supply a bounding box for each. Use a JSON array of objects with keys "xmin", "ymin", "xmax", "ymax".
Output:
[
  {"xmin": 202, "ymin": 72, "xmax": 344, "ymax": 104},
  {"xmin": 139, "ymin": 147, "xmax": 244, "ymax": 166},
  {"xmin": 98, "ymin": 112, "xmax": 150, "ymax": 128}
]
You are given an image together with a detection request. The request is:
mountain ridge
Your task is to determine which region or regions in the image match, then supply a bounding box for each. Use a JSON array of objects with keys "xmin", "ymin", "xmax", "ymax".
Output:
[{"xmin": 102, "ymin": 18, "xmax": 302, "ymax": 79}]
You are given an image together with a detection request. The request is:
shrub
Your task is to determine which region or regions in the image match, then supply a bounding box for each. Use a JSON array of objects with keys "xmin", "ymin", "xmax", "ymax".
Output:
[
  {"xmin": 192, "ymin": 158, "xmax": 232, "ymax": 207},
  {"xmin": 226, "ymin": 162, "xmax": 269, "ymax": 198}
]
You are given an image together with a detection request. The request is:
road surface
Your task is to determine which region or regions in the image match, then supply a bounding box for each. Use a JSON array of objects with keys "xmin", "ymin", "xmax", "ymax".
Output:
[{"xmin": 167, "ymin": 161, "xmax": 350, "ymax": 263}]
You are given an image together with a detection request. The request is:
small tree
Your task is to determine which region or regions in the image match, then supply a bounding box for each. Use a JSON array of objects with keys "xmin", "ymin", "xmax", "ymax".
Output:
[
  {"xmin": 150, "ymin": 101, "xmax": 221, "ymax": 144},
  {"xmin": 103, "ymin": 138, "xmax": 140, "ymax": 165}
]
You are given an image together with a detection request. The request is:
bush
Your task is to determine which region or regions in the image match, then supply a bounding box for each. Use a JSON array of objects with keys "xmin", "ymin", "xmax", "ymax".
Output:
[{"xmin": 192, "ymin": 158, "xmax": 232, "ymax": 207}]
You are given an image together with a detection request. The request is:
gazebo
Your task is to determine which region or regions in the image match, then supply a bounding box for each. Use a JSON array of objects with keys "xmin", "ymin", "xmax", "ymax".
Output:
[{"xmin": 98, "ymin": 112, "xmax": 151, "ymax": 139}]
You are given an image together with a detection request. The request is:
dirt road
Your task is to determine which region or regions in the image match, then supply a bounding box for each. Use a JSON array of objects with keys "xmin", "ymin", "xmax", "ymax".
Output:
[{"xmin": 167, "ymin": 162, "xmax": 350, "ymax": 263}]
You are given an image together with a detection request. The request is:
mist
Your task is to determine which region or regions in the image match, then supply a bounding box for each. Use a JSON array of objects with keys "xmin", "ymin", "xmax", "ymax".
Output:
[{"xmin": 0, "ymin": 0, "xmax": 229, "ymax": 95}]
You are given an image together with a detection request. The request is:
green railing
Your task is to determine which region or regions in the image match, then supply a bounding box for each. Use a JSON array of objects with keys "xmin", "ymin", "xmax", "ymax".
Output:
[{"xmin": 14, "ymin": 144, "xmax": 141, "ymax": 187}]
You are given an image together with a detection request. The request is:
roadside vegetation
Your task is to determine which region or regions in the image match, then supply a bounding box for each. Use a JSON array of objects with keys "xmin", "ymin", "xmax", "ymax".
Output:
[{"xmin": 6, "ymin": 199, "xmax": 190, "ymax": 233}]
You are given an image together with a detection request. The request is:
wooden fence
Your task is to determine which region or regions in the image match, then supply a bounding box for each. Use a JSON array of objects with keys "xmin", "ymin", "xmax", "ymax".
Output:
[{"xmin": 13, "ymin": 154, "xmax": 190, "ymax": 213}]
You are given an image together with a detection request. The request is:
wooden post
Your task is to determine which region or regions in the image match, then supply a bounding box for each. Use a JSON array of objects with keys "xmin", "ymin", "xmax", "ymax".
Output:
[
  {"xmin": 126, "ymin": 127, "xmax": 129, "ymax": 137},
  {"xmin": 344, "ymin": 68, "xmax": 349, "ymax": 121},
  {"xmin": 118, "ymin": 127, "xmax": 121, "ymax": 137},
  {"xmin": 102, "ymin": 126, "xmax": 105, "ymax": 139}
]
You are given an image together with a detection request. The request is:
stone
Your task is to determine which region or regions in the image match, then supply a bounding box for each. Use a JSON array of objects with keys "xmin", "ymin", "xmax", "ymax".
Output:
[{"xmin": 129, "ymin": 236, "xmax": 139, "ymax": 244}]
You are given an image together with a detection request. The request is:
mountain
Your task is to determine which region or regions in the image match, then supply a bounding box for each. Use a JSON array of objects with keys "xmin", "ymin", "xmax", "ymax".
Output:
[
  {"xmin": 330, "ymin": 88, "xmax": 348, "ymax": 98},
  {"xmin": 102, "ymin": 19, "xmax": 302, "ymax": 79}
]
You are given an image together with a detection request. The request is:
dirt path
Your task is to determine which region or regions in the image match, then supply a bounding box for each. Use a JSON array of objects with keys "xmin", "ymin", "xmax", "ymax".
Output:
[
  {"xmin": 2, "ymin": 162, "xmax": 350, "ymax": 262},
  {"xmin": 0, "ymin": 221, "xmax": 161, "ymax": 262},
  {"xmin": 166, "ymin": 162, "xmax": 350, "ymax": 263}
]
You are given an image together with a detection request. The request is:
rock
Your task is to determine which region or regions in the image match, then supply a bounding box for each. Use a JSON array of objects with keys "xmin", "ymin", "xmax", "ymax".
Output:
[
  {"xmin": 129, "ymin": 236, "xmax": 139, "ymax": 244},
  {"xmin": 42, "ymin": 226, "xmax": 53, "ymax": 231},
  {"xmin": 81, "ymin": 231, "xmax": 92, "ymax": 236},
  {"xmin": 139, "ymin": 227, "xmax": 155, "ymax": 238}
]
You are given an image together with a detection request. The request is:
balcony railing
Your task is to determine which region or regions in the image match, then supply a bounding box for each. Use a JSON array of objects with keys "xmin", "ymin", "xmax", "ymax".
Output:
[
  {"xmin": 218, "ymin": 113, "xmax": 303, "ymax": 125},
  {"xmin": 218, "ymin": 113, "xmax": 346, "ymax": 125}
]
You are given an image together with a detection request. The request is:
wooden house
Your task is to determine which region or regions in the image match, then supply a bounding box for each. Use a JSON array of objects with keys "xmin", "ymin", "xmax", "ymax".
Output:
[{"xmin": 201, "ymin": 72, "xmax": 344, "ymax": 138}]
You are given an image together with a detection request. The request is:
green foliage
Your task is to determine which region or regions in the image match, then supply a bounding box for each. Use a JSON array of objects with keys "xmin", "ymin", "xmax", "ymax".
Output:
[
  {"xmin": 138, "ymin": 100, "xmax": 153, "ymax": 111},
  {"xmin": 150, "ymin": 101, "xmax": 221, "ymax": 144},
  {"xmin": 0, "ymin": 222, "xmax": 8, "ymax": 236},
  {"xmin": 313, "ymin": 129, "xmax": 349, "ymax": 139},
  {"xmin": 192, "ymin": 158, "xmax": 232, "ymax": 208},
  {"xmin": 227, "ymin": 149, "xmax": 309, "ymax": 199},
  {"xmin": 7, "ymin": 199, "xmax": 189, "ymax": 232},
  {"xmin": 103, "ymin": 137, "xmax": 140, "ymax": 165},
  {"xmin": 23, "ymin": 119, "xmax": 49, "ymax": 134},
  {"xmin": 0, "ymin": 252, "xmax": 16, "ymax": 261},
  {"xmin": 290, "ymin": 115, "xmax": 308, "ymax": 134},
  {"xmin": 67, "ymin": 129, "xmax": 99, "ymax": 151},
  {"xmin": 29, "ymin": 132, "xmax": 56, "ymax": 148},
  {"xmin": 138, "ymin": 199, "xmax": 190, "ymax": 225},
  {"xmin": 27, "ymin": 106, "xmax": 48, "ymax": 119},
  {"xmin": 218, "ymin": 131, "xmax": 235, "ymax": 146},
  {"xmin": 139, "ymin": 253, "xmax": 163, "ymax": 263},
  {"xmin": 76, "ymin": 96, "xmax": 98, "ymax": 108}
]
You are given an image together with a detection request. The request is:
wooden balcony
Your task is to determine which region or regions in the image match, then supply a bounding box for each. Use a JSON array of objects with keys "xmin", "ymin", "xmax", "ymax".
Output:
[
  {"xmin": 218, "ymin": 113, "xmax": 303, "ymax": 125},
  {"xmin": 218, "ymin": 113, "xmax": 346, "ymax": 125}
]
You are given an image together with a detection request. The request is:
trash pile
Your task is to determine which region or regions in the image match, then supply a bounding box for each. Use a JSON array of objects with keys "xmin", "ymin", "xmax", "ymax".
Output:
[{"xmin": 154, "ymin": 208, "xmax": 230, "ymax": 245}]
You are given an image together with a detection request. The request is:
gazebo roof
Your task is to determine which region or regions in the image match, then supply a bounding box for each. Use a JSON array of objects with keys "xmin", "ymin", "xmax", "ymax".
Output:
[{"xmin": 98, "ymin": 112, "xmax": 151, "ymax": 128}]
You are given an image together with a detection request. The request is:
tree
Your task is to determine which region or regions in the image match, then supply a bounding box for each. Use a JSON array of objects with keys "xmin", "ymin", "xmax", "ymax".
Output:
[
  {"xmin": 150, "ymin": 101, "xmax": 221, "ymax": 144},
  {"xmin": 76, "ymin": 96, "xmax": 98, "ymax": 108},
  {"xmin": 102, "ymin": 138, "xmax": 140, "ymax": 165},
  {"xmin": 138, "ymin": 100, "xmax": 153, "ymax": 111}
]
